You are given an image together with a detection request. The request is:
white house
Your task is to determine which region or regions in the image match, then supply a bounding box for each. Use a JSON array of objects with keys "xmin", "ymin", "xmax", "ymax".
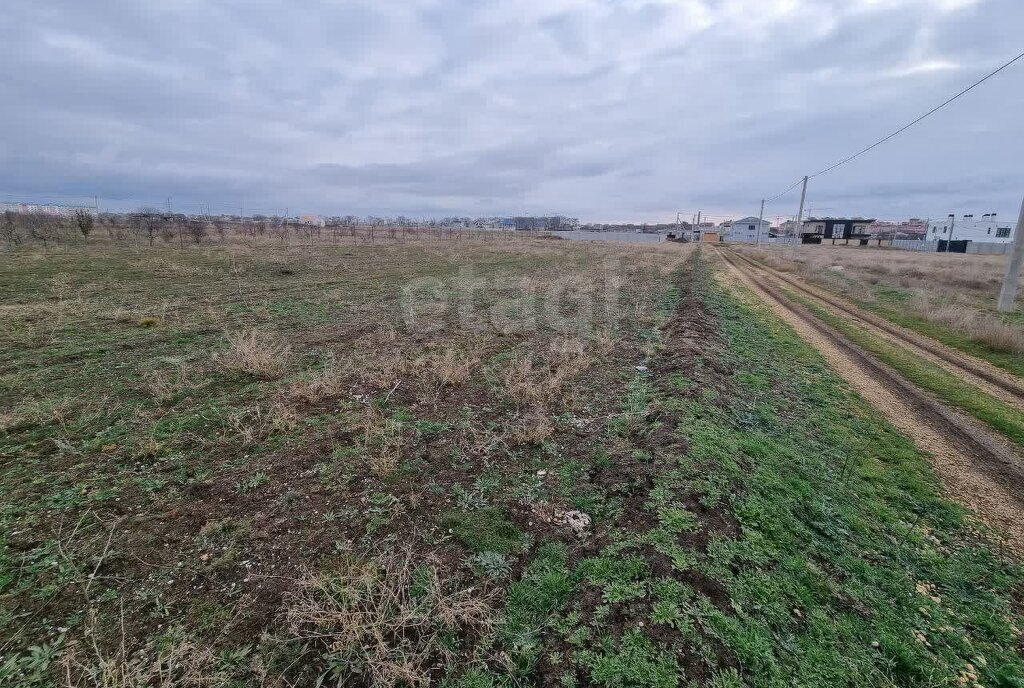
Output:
[
  {"xmin": 725, "ymin": 216, "xmax": 771, "ymax": 243},
  {"xmin": 926, "ymin": 214, "xmax": 1014, "ymax": 243}
]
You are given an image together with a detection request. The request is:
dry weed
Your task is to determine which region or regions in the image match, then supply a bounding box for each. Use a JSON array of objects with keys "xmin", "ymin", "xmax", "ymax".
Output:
[
  {"xmin": 498, "ymin": 337, "xmax": 592, "ymax": 409},
  {"xmin": 505, "ymin": 406, "xmax": 555, "ymax": 445},
  {"xmin": 288, "ymin": 356, "xmax": 348, "ymax": 403},
  {"xmin": 60, "ymin": 640, "xmax": 219, "ymax": 688},
  {"xmin": 144, "ymin": 362, "xmax": 205, "ymax": 404},
  {"xmin": 0, "ymin": 408, "xmax": 24, "ymax": 433},
  {"xmin": 286, "ymin": 546, "xmax": 495, "ymax": 688},
  {"xmin": 57, "ymin": 603, "xmax": 270, "ymax": 688},
  {"xmin": 358, "ymin": 404, "xmax": 405, "ymax": 476},
  {"xmin": 225, "ymin": 400, "xmax": 298, "ymax": 446},
  {"xmin": 409, "ymin": 346, "xmax": 482, "ymax": 398},
  {"xmin": 743, "ymin": 245, "xmax": 1023, "ymax": 353},
  {"xmin": 347, "ymin": 350, "xmax": 408, "ymax": 391},
  {"xmin": 215, "ymin": 328, "xmax": 292, "ymax": 379}
]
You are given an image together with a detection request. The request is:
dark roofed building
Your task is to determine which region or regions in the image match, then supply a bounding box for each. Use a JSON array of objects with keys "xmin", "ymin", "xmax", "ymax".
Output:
[{"xmin": 801, "ymin": 217, "xmax": 876, "ymax": 241}]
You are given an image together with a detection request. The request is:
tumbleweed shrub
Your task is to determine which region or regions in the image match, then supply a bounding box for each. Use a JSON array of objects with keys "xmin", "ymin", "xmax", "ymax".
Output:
[
  {"xmin": 214, "ymin": 328, "xmax": 292, "ymax": 379},
  {"xmin": 286, "ymin": 547, "xmax": 496, "ymax": 687}
]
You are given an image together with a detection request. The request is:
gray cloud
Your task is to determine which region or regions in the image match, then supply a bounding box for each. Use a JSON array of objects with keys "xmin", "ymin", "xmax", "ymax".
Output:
[{"xmin": 1, "ymin": 0, "xmax": 1022, "ymax": 221}]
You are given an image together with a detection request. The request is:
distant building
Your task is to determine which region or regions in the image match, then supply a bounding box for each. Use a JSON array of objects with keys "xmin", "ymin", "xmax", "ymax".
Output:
[
  {"xmin": 866, "ymin": 219, "xmax": 927, "ymax": 240},
  {"xmin": 510, "ymin": 216, "xmax": 579, "ymax": 231},
  {"xmin": 801, "ymin": 217, "xmax": 875, "ymax": 241},
  {"xmin": 1, "ymin": 202, "xmax": 97, "ymax": 218},
  {"xmin": 690, "ymin": 222, "xmax": 716, "ymax": 242},
  {"xmin": 724, "ymin": 216, "xmax": 771, "ymax": 243},
  {"xmin": 926, "ymin": 213, "xmax": 1014, "ymax": 243},
  {"xmin": 777, "ymin": 219, "xmax": 800, "ymax": 236},
  {"xmin": 298, "ymin": 214, "xmax": 325, "ymax": 227}
]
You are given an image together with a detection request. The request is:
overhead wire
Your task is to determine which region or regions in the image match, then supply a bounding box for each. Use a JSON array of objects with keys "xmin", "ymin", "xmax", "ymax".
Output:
[
  {"xmin": 756, "ymin": 48, "xmax": 1024, "ymax": 219},
  {"xmin": 808, "ymin": 49, "xmax": 1024, "ymax": 180},
  {"xmin": 764, "ymin": 177, "xmax": 806, "ymax": 203}
]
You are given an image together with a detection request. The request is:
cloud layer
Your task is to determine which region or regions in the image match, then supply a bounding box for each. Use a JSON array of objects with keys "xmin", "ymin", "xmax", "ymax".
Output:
[{"xmin": 2, "ymin": 0, "xmax": 1022, "ymax": 221}]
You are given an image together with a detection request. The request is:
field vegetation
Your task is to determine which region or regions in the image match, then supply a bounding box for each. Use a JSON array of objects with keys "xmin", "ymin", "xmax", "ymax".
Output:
[
  {"xmin": 784, "ymin": 290, "xmax": 1024, "ymax": 449},
  {"xmin": 734, "ymin": 244, "xmax": 1024, "ymax": 375},
  {"xmin": 1, "ymin": 235, "xmax": 1023, "ymax": 687}
]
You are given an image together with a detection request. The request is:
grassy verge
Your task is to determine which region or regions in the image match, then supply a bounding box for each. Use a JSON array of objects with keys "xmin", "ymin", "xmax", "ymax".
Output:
[
  {"xmin": 677, "ymin": 268, "xmax": 1024, "ymax": 686},
  {"xmin": 785, "ymin": 289, "xmax": 1024, "ymax": 449},
  {"xmin": 859, "ymin": 297, "xmax": 1024, "ymax": 379},
  {"xmin": 467, "ymin": 254, "xmax": 1024, "ymax": 686}
]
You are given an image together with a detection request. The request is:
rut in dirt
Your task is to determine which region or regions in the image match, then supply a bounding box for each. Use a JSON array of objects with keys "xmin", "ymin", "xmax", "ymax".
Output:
[{"xmin": 716, "ymin": 248, "xmax": 1024, "ymax": 551}]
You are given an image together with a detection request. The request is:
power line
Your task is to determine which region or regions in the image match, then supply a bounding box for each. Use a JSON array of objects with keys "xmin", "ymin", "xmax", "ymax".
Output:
[
  {"xmin": 765, "ymin": 177, "xmax": 806, "ymax": 203},
  {"xmin": 809, "ymin": 49, "xmax": 1024, "ymax": 180}
]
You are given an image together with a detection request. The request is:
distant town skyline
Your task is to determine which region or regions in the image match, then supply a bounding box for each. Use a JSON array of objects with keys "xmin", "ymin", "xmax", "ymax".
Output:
[{"xmin": 2, "ymin": 0, "xmax": 1023, "ymax": 224}]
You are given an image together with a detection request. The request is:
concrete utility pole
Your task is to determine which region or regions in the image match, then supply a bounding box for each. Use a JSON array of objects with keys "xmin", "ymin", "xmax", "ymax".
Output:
[
  {"xmin": 793, "ymin": 176, "xmax": 808, "ymax": 247},
  {"xmin": 997, "ymin": 195, "xmax": 1024, "ymax": 312},
  {"xmin": 755, "ymin": 199, "xmax": 765, "ymax": 246}
]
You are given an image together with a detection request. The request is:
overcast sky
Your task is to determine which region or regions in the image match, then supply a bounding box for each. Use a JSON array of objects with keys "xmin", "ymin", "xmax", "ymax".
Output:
[{"xmin": 2, "ymin": 0, "xmax": 1022, "ymax": 223}]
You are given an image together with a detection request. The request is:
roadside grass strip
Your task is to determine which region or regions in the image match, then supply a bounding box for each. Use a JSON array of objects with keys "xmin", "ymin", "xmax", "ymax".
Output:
[
  {"xmin": 860, "ymin": 295, "xmax": 1024, "ymax": 379},
  {"xmin": 785, "ymin": 289, "xmax": 1024, "ymax": 449}
]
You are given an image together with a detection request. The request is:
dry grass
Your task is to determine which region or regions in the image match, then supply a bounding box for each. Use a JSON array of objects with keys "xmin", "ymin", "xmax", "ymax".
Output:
[
  {"xmin": 504, "ymin": 405, "xmax": 555, "ymax": 445},
  {"xmin": 57, "ymin": 606, "xmax": 271, "ymax": 688},
  {"xmin": 498, "ymin": 337, "xmax": 593, "ymax": 410},
  {"xmin": 225, "ymin": 400, "xmax": 299, "ymax": 447},
  {"xmin": 744, "ymin": 244, "xmax": 1016, "ymax": 302},
  {"xmin": 286, "ymin": 546, "xmax": 495, "ymax": 688},
  {"xmin": 357, "ymin": 404, "xmax": 407, "ymax": 477},
  {"xmin": 287, "ymin": 356, "xmax": 348, "ymax": 404},
  {"xmin": 214, "ymin": 328, "xmax": 292, "ymax": 379},
  {"xmin": 61, "ymin": 640, "xmax": 219, "ymax": 688},
  {"xmin": 738, "ymin": 244, "xmax": 1023, "ymax": 354},
  {"xmin": 0, "ymin": 408, "xmax": 23, "ymax": 434},
  {"xmin": 144, "ymin": 362, "xmax": 205, "ymax": 404},
  {"xmin": 914, "ymin": 298, "xmax": 1024, "ymax": 354},
  {"xmin": 0, "ymin": 237, "xmax": 694, "ymax": 684}
]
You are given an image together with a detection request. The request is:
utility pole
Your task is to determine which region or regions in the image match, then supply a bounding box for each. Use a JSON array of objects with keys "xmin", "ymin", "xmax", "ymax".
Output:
[
  {"xmin": 946, "ymin": 213, "xmax": 955, "ymax": 253},
  {"xmin": 696, "ymin": 211, "xmax": 702, "ymax": 242},
  {"xmin": 793, "ymin": 176, "xmax": 808, "ymax": 247},
  {"xmin": 755, "ymin": 199, "xmax": 765, "ymax": 247},
  {"xmin": 167, "ymin": 197, "xmax": 172, "ymax": 215},
  {"xmin": 997, "ymin": 196, "xmax": 1024, "ymax": 312}
]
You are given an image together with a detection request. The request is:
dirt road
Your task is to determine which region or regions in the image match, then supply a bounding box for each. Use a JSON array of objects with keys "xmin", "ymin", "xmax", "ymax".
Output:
[{"xmin": 715, "ymin": 248, "xmax": 1024, "ymax": 552}]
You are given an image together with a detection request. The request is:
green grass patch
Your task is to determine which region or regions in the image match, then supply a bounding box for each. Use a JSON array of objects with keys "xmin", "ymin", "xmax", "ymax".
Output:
[
  {"xmin": 441, "ymin": 507, "xmax": 526, "ymax": 555},
  {"xmin": 695, "ymin": 269, "xmax": 1024, "ymax": 687}
]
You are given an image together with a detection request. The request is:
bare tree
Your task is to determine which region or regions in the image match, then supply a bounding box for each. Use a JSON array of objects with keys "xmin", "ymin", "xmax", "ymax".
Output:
[
  {"xmin": 24, "ymin": 213, "xmax": 60, "ymax": 248},
  {"xmin": 74, "ymin": 209, "xmax": 95, "ymax": 239},
  {"xmin": 1, "ymin": 211, "xmax": 21, "ymax": 248},
  {"xmin": 188, "ymin": 221, "xmax": 207, "ymax": 244}
]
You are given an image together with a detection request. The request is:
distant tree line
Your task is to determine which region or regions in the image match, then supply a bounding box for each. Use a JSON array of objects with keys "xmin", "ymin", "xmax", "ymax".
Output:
[{"xmin": 0, "ymin": 209, "xmax": 567, "ymax": 250}]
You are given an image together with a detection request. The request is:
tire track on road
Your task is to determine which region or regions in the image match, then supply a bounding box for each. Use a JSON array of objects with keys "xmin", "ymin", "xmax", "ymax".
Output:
[
  {"xmin": 715, "ymin": 248, "xmax": 1024, "ymax": 553},
  {"xmin": 728, "ymin": 249, "xmax": 1024, "ymax": 409}
]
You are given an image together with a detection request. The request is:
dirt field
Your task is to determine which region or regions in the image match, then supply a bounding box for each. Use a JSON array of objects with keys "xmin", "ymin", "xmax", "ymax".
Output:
[{"xmin": 2, "ymin": 239, "xmax": 1024, "ymax": 687}]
